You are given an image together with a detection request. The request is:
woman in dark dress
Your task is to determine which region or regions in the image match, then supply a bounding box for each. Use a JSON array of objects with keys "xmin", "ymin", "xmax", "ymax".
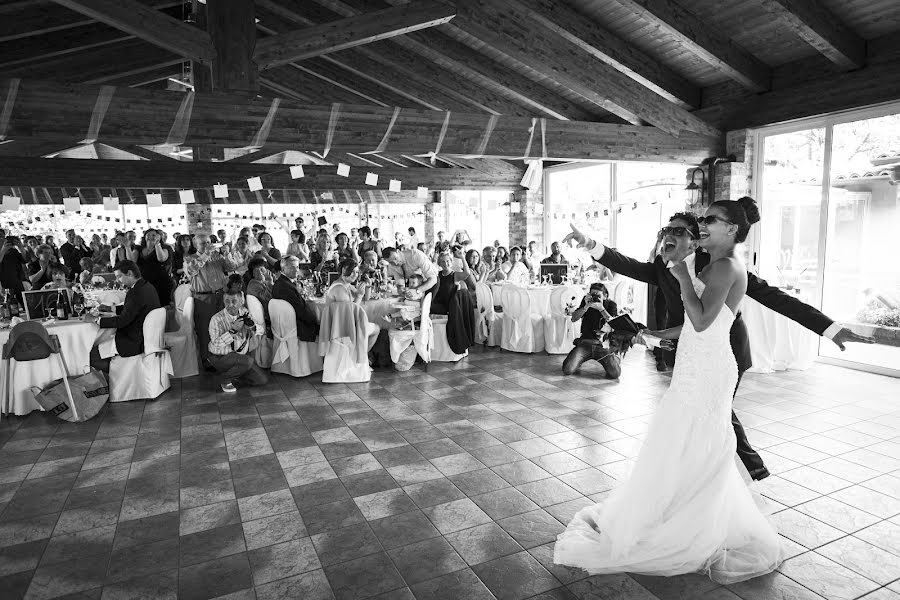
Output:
[
  {"xmin": 137, "ymin": 228, "xmax": 173, "ymax": 305},
  {"xmin": 254, "ymin": 231, "xmax": 282, "ymax": 273},
  {"xmin": 172, "ymin": 234, "xmax": 195, "ymax": 283},
  {"xmin": 430, "ymin": 252, "xmax": 474, "ymax": 315}
]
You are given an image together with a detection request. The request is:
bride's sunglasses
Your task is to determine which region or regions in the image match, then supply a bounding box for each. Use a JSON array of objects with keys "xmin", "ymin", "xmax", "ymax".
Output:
[
  {"xmin": 698, "ymin": 215, "xmax": 734, "ymax": 226},
  {"xmin": 659, "ymin": 226, "xmax": 696, "ymax": 239}
]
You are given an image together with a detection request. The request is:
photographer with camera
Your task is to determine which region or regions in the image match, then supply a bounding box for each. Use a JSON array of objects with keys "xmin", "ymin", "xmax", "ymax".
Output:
[
  {"xmin": 207, "ymin": 288, "xmax": 268, "ymax": 392},
  {"xmin": 561, "ymin": 283, "xmax": 622, "ymax": 378}
]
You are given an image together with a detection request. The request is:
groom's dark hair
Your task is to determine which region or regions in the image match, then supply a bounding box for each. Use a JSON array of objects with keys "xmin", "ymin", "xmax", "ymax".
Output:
[{"xmin": 668, "ymin": 211, "xmax": 700, "ymax": 240}]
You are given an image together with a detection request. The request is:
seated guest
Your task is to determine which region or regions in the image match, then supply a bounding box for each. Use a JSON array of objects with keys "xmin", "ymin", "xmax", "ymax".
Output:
[
  {"xmin": 542, "ymin": 241, "xmax": 568, "ymax": 265},
  {"xmin": 335, "ymin": 232, "xmax": 358, "ymax": 263},
  {"xmin": 229, "ymin": 236, "xmax": 254, "ymax": 275},
  {"xmin": 254, "ymin": 232, "xmax": 281, "ymax": 272},
  {"xmin": 207, "ymin": 288, "xmax": 268, "ymax": 392},
  {"xmin": 23, "ymin": 236, "xmax": 39, "ymax": 263},
  {"xmin": 466, "ymin": 249, "xmax": 488, "ymax": 282},
  {"xmin": 357, "ymin": 226, "xmax": 381, "ymax": 259},
  {"xmin": 42, "ymin": 264, "xmax": 71, "ymax": 290},
  {"xmin": 480, "ymin": 246, "xmax": 506, "ymax": 283},
  {"xmin": 27, "ymin": 244, "xmax": 58, "ymax": 290},
  {"xmin": 360, "ymin": 250, "xmax": 384, "ymax": 286},
  {"xmin": 431, "ymin": 253, "xmax": 474, "ymax": 315},
  {"xmin": 310, "ymin": 234, "xmax": 338, "ymax": 273},
  {"xmin": 271, "ymin": 255, "xmax": 320, "ymax": 342},
  {"xmin": 561, "ymin": 283, "xmax": 621, "ymax": 379},
  {"xmin": 77, "ymin": 257, "xmax": 100, "ymax": 285},
  {"xmin": 405, "ymin": 274, "xmax": 425, "ymax": 300},
  {"xmin": 244, "ymin": 257, "xmax": 273, "ymax": 327},
  {"xmin": 88, "ymin": 260, "xmax": 161, "ymax": 373},
  {"xmin": 501, "ymin": 246, "xmax": 530, "ymax": 285},
  {"xmin": 286, "ymin": 230, "xmax": 308, "ymax": 261},
  {"xmin": 327, "ymin": 259, "xmax": 372, "ymax": 304}
]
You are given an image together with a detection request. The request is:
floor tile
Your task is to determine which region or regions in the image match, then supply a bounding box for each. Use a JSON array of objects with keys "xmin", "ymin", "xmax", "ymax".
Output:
[
  {"xmin": 369, "ymin": 510, "xmax": 441, "ymax": 551},
  {"xmin": 422, "ymin": 498, "xmax": 492, "ymax": 534},
  {"xmin": 323, "ymin": 551, "xmax": 405, "ymax": 600},
  {"xmin": 472, "ymin": 550, "xmax": 561, "ymax": 600},
  {"xmin": 247, "ymin": 537, "xmax": 320, "ymax": 586},
  {"xmin": 444, "ymin": 522, "xmax": 523, "ymax": 566},
  {"xmin": 387, "ymin": 536, "xmax": 467, "ymax": 585},
  {"xmin": 779, "ymin": 551, "xmax": 880, "ymax": 600}
]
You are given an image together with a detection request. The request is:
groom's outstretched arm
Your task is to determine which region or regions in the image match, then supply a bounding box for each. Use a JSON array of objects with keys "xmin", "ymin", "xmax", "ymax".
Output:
[
  {"xmin": 746, "ymin": 272, "xmax": 836, "ymax": 336},
  {"xmin": 590, "ymin": 245, "xmax": 660, "ymax": 286}
]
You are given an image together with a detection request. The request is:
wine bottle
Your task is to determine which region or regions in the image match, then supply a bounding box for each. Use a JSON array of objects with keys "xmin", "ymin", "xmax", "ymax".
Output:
[{"xmin": 56, "ymin": 290, "xmax": 69, "ymax": 320}]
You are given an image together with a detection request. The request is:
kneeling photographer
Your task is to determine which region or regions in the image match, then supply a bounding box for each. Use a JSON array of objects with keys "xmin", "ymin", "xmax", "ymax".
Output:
[
  {"xmin": 562, "ymin": 283, "xmax": 622, "ymax": 379},
  {"xmin": 207, "ymin": 288, "xmax": 268, "ymax": 393}
]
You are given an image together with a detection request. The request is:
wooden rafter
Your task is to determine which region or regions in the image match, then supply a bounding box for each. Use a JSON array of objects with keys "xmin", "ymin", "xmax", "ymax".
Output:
[
  {"xmin": 253, "ymin": 1, "xmax": 456, "ymax": 70},
  {"xmin": 0, "ymin": 78, "xmax": 723, "ymax": 163},
  {"xmin": 613, "ymin": 0, "xmax": 771, "ymax": 92},
  {"xmin": 50, "ymin": 0, "xmax": 216, "ymax": 64},
  {"xmin": 759, "ymin": 0, "xmax": 865, "ymax": 69}
]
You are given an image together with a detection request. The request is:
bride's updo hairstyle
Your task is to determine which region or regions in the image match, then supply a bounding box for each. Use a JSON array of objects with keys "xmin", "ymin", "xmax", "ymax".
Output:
[{"xmin": 710, "ymin": 196, "xmax": 760, "ymax": 244}]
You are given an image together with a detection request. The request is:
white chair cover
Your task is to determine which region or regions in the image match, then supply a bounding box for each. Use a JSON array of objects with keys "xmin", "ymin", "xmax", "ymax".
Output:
[
  {"xmin": 319, "ymin": 301, "xmax": 371, "ymax": 383},
  {"xmin": 174, "ymin": 283, "xmax": 192, "ymax": 310},
  {"xmin": 163, "ymin": 296, "xmax": 200, "ymax": 378},
  {"xmin": 268, "ymin": 299, "xmax": 323, "ymax": 377},
  {"xmin": 544, "ymin": 286, "xmax": 585, "ymax": 354},
  {"xmin": 245, "ymin": 295, "xmax": 273, "ymax": 369},
  {"xmin": 110, "ymin": 307, "xmax": 173, "ymax": 402},
  {"xmin": 389, "ymin": 293, "xmax": 433, "ymax": 369},
  {"xmin": 500, "ymin": 285, "xmax": 545, "ymax": 353},
  {"xmin": 474, "ymin": 282, "xmax": 502, "ymax": 346}
]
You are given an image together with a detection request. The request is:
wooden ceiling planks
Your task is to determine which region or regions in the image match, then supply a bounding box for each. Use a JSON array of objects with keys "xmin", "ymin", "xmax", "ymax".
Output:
[{"xmin": 759, "ymin": 0, "xmax": 865, "ymax": 69}]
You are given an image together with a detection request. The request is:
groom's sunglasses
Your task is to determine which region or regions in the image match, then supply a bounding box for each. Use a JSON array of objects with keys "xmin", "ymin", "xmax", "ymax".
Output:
[{"xmin": 659, "ymin": 226, "xmax": 696, "ymax": 239}]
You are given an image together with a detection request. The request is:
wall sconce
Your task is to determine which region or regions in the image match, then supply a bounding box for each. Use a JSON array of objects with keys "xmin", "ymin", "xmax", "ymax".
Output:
[{"xmin": 685, "ymin": 168, "xmax": 706, "ymax": 209}]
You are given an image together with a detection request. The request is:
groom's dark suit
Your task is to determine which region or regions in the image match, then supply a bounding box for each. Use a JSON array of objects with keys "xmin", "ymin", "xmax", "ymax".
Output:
[{"xmin": 597, "ymin": 247, "xmax": 835, "ymax": 478}]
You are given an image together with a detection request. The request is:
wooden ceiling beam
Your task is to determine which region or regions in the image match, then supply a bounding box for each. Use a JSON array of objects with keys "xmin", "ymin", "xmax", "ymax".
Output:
[
  {"xmin": 446, "ymin": 0, "xmax": 719, "ymax": 137},
  {"xmin": 50, "ymin": 0, "xmax": 216, "ymax": 64},
  {"xmin": 0, "ymin": 25, "xmax": 132, "ymax": 70},
  {"xmin": 759, "ymin": 0, "xmax": 865, "ymax": 69},
  {"xmin": 254, "ymin": 1, "xmax": 456, "ymax": 70},
  {"xmin": 509, "ymin": 0, "xmax": 700, "ymax": 108},
  {"xmin": 613, "ymin": 0, "xmax": 771, "ymax": 92},
  {"xmin": 0, "ymin": 158, "xmax": 526, "ymax": 191},
  {"xmin": 0, "ymin": 78, "xmax": 723, "ymax": 162}
]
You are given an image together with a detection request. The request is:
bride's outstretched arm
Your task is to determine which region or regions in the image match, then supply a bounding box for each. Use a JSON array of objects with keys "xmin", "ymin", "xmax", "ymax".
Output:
[{"xmin": 673, "ymin": 259, "xmax": 737, "ymax": 332}]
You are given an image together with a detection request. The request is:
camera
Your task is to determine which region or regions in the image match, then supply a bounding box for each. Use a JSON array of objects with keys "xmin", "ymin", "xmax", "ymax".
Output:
[{"xmin": 237, "ymin": 314, "xmax": 255, "ymax": 328}]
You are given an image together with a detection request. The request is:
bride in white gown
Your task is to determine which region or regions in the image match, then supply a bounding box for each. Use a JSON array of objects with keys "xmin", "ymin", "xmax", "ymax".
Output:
[{"xmin": 554, "ymin": 198, "xmax": 783, "ymax": 584}]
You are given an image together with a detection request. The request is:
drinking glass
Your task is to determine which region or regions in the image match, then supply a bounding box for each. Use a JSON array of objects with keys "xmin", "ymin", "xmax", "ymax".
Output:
[{"xmin": 74, "ymin": 303, "xmax": 85, "ymax": 318}]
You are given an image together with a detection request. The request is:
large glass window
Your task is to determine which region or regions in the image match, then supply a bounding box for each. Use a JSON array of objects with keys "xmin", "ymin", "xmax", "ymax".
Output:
[
  {"xmin": 757, "ymin": 107, "xmax": 900, "ymax": 374},
  {"xmin": 443, "ymin": 190, "xmax": 510, "ymax": 250}
]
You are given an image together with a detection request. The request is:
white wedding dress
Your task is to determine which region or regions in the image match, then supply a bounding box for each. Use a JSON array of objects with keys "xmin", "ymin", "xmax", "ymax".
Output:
[{"xmin": 554, "ymin": 279, "xmax": 783, "ymax": 584}]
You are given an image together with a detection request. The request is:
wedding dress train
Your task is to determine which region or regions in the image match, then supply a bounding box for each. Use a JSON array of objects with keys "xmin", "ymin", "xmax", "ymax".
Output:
[{"xmin": 554, "ymin": 279, "xmax": 783, "ymax": 584}]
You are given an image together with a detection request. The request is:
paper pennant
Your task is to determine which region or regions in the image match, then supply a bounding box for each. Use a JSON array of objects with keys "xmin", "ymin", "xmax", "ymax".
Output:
[
  {"xmin": 416, "ymin": 186, "xmax": 428, "ymax": 199},
  {"xmin": 179, "ymin": 189, "xmax": 195, "ymax": 204},
  {"xmin": 0, "ymin": 195, "xmax": 20, "ymax": 212},
  {"xmin": 146, "ymin": 193, "xmax": 163, "ymax": 207},
  {"xmin": 365, "ymin": 172, "xmax": 378, "ymax": 186},
  {"xmin": 388, "ymin": 179, "xmax": 401, "ymax": 192},
  {"xmin": 63, "ymin": 196, "xmax": 81, "ymax": 213},
  {"xmin": 290, "ymin": 165, "xmax": 305, "ymax": 179},
  {"xmin": 509, "ymin": 201, "xmax": 521, "ymax": 214},
  {"xmin": 103, "ymin": 196, "xmax": 119, "ymax": 211},
  {"xmin": 247, "ymin": 176, "xmax": 263, "ymax": 191},
  {"xmin": 214, "ymin": 184, "xmax": 228, "ymax": 198},
  {"xmin": 336, "ymin": 163, "xmax": 350, "ymax": 177}
]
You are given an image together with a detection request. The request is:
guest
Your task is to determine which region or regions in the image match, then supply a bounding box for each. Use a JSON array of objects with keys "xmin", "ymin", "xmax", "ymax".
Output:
[
  {"xmin": 272, "ymin": 255, "xmax": 320, "ymax": 342},
  {"xmin": 41, "ymin": 264, "xmax": 71, "ymax": 291},
  {"xmin": 186, "ymin": 234, "xmax": 241, "ymax": 370},
  {"xmin": 77, "ymin": 258, "xmax": 99, "ymax": 285},
  {"xmin": 561, "ymin": 283, "xmax": 621, "ymax": 378},
  {"xmin": 286, "ymin": 230, "xmax": 308, "ymax": 261},
  {"xmin": 88, "ymin": 260, "xmax": 160, "ymax": 373},
  {"xmin": 335, "ymin": 232, "xmax": 358, "ymax": 263},
  {"xmin": 247, "ymin": 224, "xmax": 263, "ymax": 253},
  {"xmin": 432, "ymin": 231, "xmax": 446, "ymax": 258},
  {"xmin": 27, "ymin": 244, "xmax": 58, "ymax": 290},
  {"xmin": 360, "ymin": 250, "xmax": 385, "ymax": 287},
  {"xmin": 254, "ymin": 231, "xmax": 281, "ymax": 272},
  {"xmin": 466, "ymin": 249, "xmax": 488, "ymax": 282},
  {"xmin": 501, "ymin": 246, "xmax": 530, "ymax": 285},
  {"xmin": 229, "ymin": 236, "xmax": 254, "ymax": 275},
  {"xmin": 357, "ymin": 226, "xmax": 381, "ymax": 259},
  {"xmin": 349, "ymin": 227, "xmax": 359, "ymax": 251},
  {"xmin": 172, "ymin": 234, "xmax": 195, "ymax": 281},
  {"xmin": 372, "ymin": 227, "xmax": 382, "ymax": 247},
  {"xmin": 0, "ymin": 236, "xmax": 29, "ymax": 300},
  {"xmin": 327, "ymin": 258, "xmax": 372, "ymax": 304},
  {"xmin": 480, "ymin": 246, "xmax": 506, "ymax": 283},
  {"xmin": 408, "ymin": 227, "xmax": 420, "ymax": 250},
  {"xmin": 60, "ymin": 229, "xmax": 87, "ymax": 280},
  {"xmin": 382, "ymin": 246, "xmax": 438, "ymax": 294},
  {"xmin": 542, "ymin": 241, "xmax": 568, "ymax": 265},
  {"xmin": 110, "ymin": 231, "xmax": 138, "ymax": 265},
  {"xmin": 310, "ymin": 234, "xmax": 338, "ymax": 272},
  {"xmin": 216, "ymin": 229, "xmax": 230, "ymax": 253},
  {"xmin": 22, "ymin": 236, "xmax": 39, "ymax": 264},
  {"xmin": 137, "ymin": 228, "xmax": 173, "ymax": 306},
  {"xmin": 496, "ymin": 246, "xmax": 509, "ymax": 264},
  {"xmin": 244, "ymin": 257, "xmax": 274, "ymax": 326},
  {"xmin": 207, "ymin": 288, "xmax": 268, "ymax": 392},
  {"xmin": 44, "ymin": 235, "xmax": 60, "ymax": 259},
  {"xmin": 431, "ymin": 253, "xmax": 474, "ymax": 315}
]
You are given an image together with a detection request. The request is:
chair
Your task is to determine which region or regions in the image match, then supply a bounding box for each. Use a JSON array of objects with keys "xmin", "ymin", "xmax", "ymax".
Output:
[
  {"xmin": 319, "ymin": 301, "xmax": 372, "ymax": 383},
  {"xmin": 268, "ymin": 299, "xmax": 323, "ymax": 377},
  {"xmin": 474, "ymin": 282, "xmax": 502, "ymax": 347},
  {"xmin": 109, "ymin": 307, "xmax": 173, "ymax": 402},
  {"xmin": 500, "ymin": 285, "xmax": 545, "ymax": 353},
  {"xmin": 173, "ymin": 283, "xmax": 192, "ymax": 310},
  {"xmin": 544, "ymin": 286, "xmax": 585, "ymax": 354},
  {"xmin": 163, "ymin": 296, "xmax": 199, "ymax": 378},
  {"xmin": 1, "ymin": 321, "xmax": 77, "ymax": 419},
  {"xmin": 389, "ymin": 293, "xmax": 433, "ymax": 370},
  {"xmin": 245, "ymin": 295, "xmax": 273, "ymax": 369}
]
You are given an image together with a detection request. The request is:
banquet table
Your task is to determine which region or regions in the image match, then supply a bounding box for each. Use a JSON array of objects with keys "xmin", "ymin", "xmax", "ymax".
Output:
[
  {"xmin": 0, "ymin": 319, "xmax": 106, "ymax": 416},
  {"xmin": 741, "ymin": 296, "xmax": 818, "ymax": 373},
  {"xmin": 309, "ymin": 297, "xmax": 414, "ymax": 330},
  {"xmin": 490, "ymin": 283, "xmax": 557, "ymax": 316}
]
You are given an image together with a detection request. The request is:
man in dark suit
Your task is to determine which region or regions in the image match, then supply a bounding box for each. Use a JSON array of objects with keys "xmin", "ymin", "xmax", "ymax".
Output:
[
  {"xmin": 88, "ymin": 260, "xmax": 161, "ymax": 372},
  {"xmin": 60, "ymin": 229, "xmax": 86, "ymax": 281},
  {"xmin": 271, "ymin": 255, "xmax": 319, "ymax": 342},
  {"xmin": 565, "ymin": 213, "xmax": 873, "ymax": 481}
]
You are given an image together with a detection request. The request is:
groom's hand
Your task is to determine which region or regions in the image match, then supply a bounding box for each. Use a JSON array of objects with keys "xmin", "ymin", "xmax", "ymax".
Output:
[
  {"xmin": 562, "ymin": 224, "xmax": 595, "ymax": 251},
  {"xmin": 831, "ymin": 327, "xmax": 875, "ymax": 351}
]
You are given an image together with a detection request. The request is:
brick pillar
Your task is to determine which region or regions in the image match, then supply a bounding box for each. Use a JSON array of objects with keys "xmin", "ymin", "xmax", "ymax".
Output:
[
  {"xmin": 508, "ymin": 187, "xmax": 544, "ymax": 249},
  {"xmin": 424, "ymin": 198, "xmax": 436, "ymax": 248}
]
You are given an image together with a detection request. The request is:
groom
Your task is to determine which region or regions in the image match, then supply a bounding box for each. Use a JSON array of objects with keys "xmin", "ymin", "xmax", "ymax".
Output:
[{"xmin": 565, "ymin": 212, "xmax": 873, "ymax": 481}]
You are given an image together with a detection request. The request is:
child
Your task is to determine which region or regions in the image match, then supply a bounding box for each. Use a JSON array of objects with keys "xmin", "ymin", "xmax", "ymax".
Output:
[{"xmin": 404, "ymin": 274, "xmax": 425, "ymax": 300}]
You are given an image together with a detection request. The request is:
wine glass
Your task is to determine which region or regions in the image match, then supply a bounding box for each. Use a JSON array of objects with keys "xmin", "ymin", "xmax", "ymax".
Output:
[{"xmin": 73, "ymin": 302, "xmax": 85, "ymax": 318}]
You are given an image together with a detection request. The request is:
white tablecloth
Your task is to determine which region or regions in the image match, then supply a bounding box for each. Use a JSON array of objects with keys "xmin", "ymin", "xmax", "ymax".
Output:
[
  {"xmin": 742, "ymin": 297, "xmax": 818, "ymax": 373},
  {"xmin": 0, "ymin": 320, "xmax": 105, "ymax": 416},
  {"xmin": 310, "ymin": 298, "xmax": 406, "ymax": 330},
  {"xmin": 490, "ymin": 284, "xmax": 556, "ymax": 316}
]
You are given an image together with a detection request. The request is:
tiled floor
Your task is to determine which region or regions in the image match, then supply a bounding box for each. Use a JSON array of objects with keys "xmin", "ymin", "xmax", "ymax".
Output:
[{"xmin": 1, "ymin": 346, "xmax": 899, "ymax": 600}]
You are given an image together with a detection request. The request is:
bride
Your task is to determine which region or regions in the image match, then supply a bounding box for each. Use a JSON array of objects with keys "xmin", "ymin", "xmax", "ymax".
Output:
[{"xmin": 554, "ymin": 198, "xmax": 783, "ymax": 584}]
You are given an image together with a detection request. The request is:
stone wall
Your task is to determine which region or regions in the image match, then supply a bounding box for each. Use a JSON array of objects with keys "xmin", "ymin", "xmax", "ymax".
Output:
[{"xmin": 508, "ymin": 187, "xmax": 544, "ymax": 249}]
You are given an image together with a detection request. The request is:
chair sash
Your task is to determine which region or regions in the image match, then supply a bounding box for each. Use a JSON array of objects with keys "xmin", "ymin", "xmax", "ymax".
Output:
[
  {"xmin": 143, "ymin": 307, "xmax": 174, "ymax": 378},
  {"xmin": 268, "ymin": 299, "xmax": 296, "ymax": 364},
  {"xmin": 173, "ymin": 283, "xmax": 192, "ymax": 310}
]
